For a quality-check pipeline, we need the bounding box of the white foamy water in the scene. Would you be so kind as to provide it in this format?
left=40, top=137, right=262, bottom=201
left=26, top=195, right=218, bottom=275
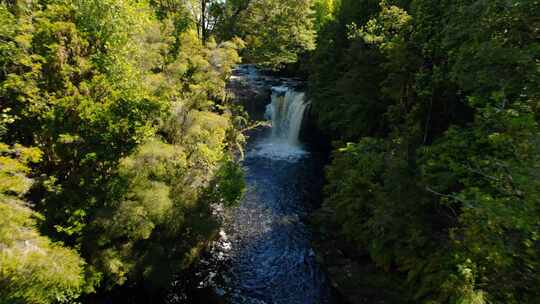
left=247, top=141, right=308, bottom=162
left=265, top=87, right=311, bottom=146
left=248, top=86, right=311, bottom=161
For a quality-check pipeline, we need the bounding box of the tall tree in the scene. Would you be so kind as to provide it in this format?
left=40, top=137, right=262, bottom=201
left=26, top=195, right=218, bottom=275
left=214, top=0, right=317, bottom=69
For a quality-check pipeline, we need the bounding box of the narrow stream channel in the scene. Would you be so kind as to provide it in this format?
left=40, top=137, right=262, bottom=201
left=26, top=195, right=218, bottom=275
left=172, top=66, right=336, bottom=304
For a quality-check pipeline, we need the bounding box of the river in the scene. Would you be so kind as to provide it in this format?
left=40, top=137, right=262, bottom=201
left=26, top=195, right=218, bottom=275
left=170, top=66, right=336, bottom=304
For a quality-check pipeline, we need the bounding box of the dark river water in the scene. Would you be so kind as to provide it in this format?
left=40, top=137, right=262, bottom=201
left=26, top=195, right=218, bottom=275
left=170, top=67, right=336, bottom=304
left=174, top=127, right=334, bottom=304
left=223, top=130, right=332, bottom=303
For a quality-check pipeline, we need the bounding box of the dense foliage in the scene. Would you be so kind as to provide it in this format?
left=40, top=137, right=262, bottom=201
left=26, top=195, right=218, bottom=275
left=310, top=0, right=540, bottom=303
left=0, top=143, right=86, bottom=304
left=220, top=0, right=316, bottom=69
left=201, top=0, right=317, bottom=69
left=0, top=0, right=246, bottom=301
left=2, top=0, right=539, bottom=302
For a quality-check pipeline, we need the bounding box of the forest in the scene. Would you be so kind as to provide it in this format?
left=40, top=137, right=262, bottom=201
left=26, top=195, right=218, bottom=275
left=0, top=0, right=539, bottom=303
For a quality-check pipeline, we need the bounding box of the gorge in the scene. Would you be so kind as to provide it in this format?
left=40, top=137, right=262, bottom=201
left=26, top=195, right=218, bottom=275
left=175, top=66, right=335, bottom=304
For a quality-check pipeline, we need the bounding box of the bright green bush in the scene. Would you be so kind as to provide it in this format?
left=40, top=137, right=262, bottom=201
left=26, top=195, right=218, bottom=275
left=0, top=143, right=86, bottom=304
left=0, top=198, right=86, bottom=304
left=0, top=0, right=245, bottom=298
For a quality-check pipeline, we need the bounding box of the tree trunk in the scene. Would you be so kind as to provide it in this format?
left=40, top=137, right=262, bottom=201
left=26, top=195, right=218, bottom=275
left=201, top=0, right=207, bottom=41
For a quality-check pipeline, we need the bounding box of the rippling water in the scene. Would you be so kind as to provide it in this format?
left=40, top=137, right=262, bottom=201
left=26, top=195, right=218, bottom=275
left=197, top=127, right=334, bottom=304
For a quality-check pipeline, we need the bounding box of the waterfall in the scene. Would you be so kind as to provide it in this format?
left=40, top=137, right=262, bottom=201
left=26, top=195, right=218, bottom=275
left=265, top=86, right=310, bottom=146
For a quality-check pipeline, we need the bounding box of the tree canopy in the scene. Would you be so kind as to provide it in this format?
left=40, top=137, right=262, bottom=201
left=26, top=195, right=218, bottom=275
left=1, top=0, right=246, bottom=301
left=309, top=0, right=540, bottom=302
left=1, top=0, right=539, bottom=303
